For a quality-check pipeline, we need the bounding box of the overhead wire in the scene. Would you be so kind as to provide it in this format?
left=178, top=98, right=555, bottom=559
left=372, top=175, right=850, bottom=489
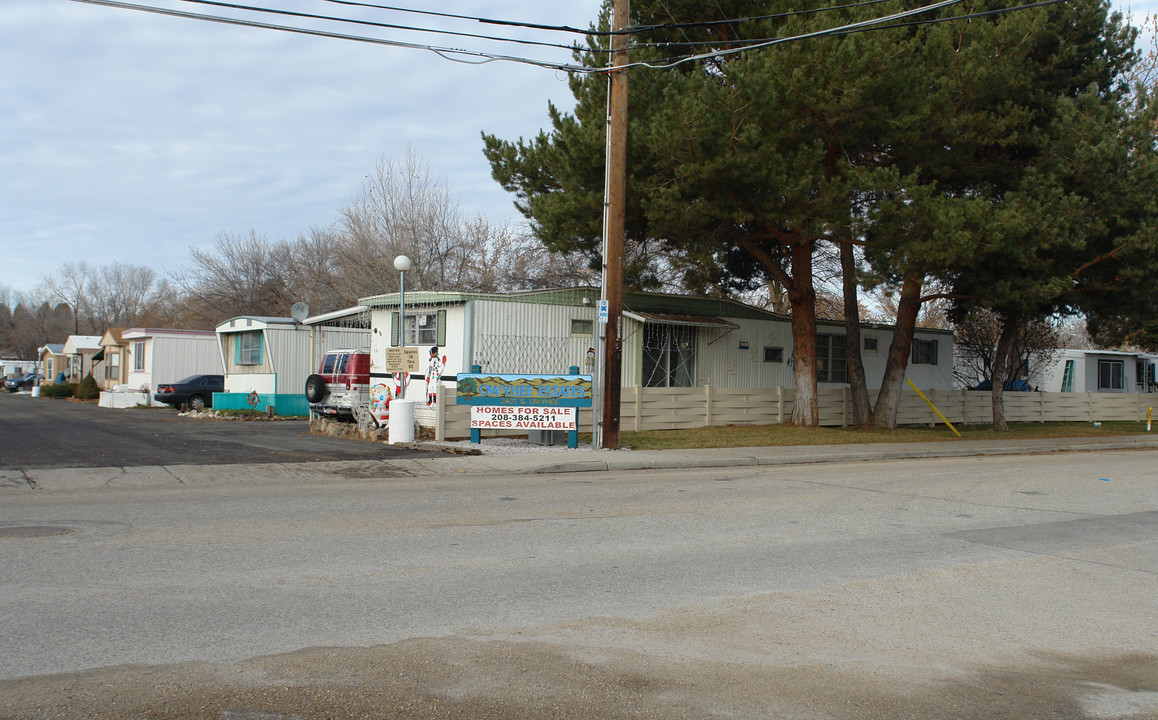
left=68, top=0, right=1072, bottom=74
left=632, top=0, right=1070, bottom=50
left=169, top=0, right=587, bottom=51
left=67, top=0, right=591, bottom=70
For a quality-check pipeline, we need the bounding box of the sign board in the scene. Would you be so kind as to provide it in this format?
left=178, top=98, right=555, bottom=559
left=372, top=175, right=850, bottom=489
left=385, top=346, right=422, bottom=373
left=456, top=373, right=593, bottom=408
left=470, top=406, right=576, bottom=430
left=597, top=299, right=609, bottom=324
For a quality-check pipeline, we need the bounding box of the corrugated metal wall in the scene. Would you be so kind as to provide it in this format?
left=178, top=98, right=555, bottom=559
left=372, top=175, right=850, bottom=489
left=152, top=336, right=223, bottom=384
left=472, top=300, right=597, bottom=375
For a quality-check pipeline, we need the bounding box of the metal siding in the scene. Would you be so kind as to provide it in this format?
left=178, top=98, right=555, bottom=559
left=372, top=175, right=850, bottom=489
left=472, top=300, right=596, bottom=375
left=151, top=336, right=224, bottom=385
left=270, top=326, right=313, bottom=395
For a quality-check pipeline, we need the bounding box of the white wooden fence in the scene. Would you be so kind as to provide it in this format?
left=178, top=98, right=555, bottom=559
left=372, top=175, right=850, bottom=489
left=432, top=386, right=1158, bottom=440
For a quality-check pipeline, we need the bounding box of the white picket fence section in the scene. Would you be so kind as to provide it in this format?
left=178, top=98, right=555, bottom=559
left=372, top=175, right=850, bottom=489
left=432, top=386, right=1158, bottom=440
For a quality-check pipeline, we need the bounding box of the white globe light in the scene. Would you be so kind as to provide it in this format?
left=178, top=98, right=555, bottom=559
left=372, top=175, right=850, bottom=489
left=393, top=255, right=412, bottom=272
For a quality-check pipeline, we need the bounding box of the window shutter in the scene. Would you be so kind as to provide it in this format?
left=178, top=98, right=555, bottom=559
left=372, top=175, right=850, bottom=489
left=391, top=312, right=400, bottom=347
left=930, top=340, right=938, bottom=365
left=436, top=309, right=447, bottom=346
left=257, top=332, right=264, bottom=365
left=234, top=334, right=241, bottom=365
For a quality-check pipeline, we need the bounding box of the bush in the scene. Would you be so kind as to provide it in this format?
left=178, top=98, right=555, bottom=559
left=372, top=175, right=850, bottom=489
left=76, top=374, right=100, bottom=400
left=40, top=383, right=78, bottom=399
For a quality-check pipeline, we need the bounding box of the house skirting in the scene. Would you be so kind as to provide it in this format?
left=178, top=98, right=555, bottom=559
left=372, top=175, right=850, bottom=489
left=212, top=392, right=309, bottom=417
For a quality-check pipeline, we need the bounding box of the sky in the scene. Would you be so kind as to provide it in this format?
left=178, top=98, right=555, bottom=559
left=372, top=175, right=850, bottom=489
left=0, top=0, right=603, bottom=294
left=2, top=0, right=1154, bottom=297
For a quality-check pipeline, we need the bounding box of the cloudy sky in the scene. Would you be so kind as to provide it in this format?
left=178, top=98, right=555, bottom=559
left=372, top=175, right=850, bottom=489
left=2, top=0, right=1154, bottom=296
left=1, top=0, right=603, bottom=293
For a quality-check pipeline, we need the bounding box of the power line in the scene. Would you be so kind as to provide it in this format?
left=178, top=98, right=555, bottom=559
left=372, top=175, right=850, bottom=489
left=313, top=0, right=610, bottom=37
left=632, top=0, right=1070, bottom=51
left=69, top=0, right=1072, bottom=75
left=68, top=0, right=590, bottom=70
left=626, top=0, right=900, bottom=34
left=170, top=0, right=590, bottom=52
left=616, top=0, right=971, bottom=70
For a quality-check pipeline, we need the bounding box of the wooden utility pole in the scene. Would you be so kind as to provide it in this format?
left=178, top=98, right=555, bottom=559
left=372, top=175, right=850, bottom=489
left=601, top=0, right=628, bottom=449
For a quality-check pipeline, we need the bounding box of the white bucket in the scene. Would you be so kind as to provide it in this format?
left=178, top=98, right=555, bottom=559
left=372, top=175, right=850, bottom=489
left=30, top=386, right=41, bottom=397
left=388, top=399, right=415, bottom=444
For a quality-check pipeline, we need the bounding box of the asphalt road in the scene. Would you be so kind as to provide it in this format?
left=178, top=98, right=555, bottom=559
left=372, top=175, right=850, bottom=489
left=1, top=450, right=1156, bottom=719
left=0, top=392, right=442, bottom=468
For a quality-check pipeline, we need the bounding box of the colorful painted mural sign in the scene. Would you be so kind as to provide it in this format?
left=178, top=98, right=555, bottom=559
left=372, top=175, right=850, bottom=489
left=455, top=373, right=593, bottom=408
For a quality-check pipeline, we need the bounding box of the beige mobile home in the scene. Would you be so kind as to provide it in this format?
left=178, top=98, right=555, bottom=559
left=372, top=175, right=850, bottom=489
left=358, top=288, right=955, bottom=431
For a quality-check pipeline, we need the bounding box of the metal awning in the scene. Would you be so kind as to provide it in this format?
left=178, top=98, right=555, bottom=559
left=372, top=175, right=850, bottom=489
left=91, top=348, right=105, bottom=362
left=623, top=311, right=738, bottom=329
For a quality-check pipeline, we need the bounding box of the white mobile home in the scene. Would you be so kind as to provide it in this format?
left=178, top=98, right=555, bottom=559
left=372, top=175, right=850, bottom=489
left=122, top=328, right=224, bottom=400
left=358, top=288, right=955, bottom=428
left=1040, top=349, right=1158, bottom=394
left=214, top=311, right=369, bottom=415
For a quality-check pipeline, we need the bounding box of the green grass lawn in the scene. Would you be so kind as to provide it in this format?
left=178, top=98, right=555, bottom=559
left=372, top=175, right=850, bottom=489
left=619, top=421, right=1154, bottom=450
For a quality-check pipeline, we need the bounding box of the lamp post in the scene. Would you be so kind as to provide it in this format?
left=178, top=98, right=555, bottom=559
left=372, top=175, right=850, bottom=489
left=391, top=255, right=415, bottom=443
left=394, top=255, right=412, bottom=349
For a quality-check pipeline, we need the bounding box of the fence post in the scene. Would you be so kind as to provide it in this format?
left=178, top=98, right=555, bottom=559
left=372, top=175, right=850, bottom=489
left=841, top=386, right=849, bottom=427
left=1039, top=390, right=1045, bottom=423
left=705, top=384, right=713, bottom=428
left=777, top=386, right=784, bottom=424
left=928, top=388, right=936, bottom=425
left=634, top=385, right=643, bottom=432
left=1087, top=392, right=1094, bottom=423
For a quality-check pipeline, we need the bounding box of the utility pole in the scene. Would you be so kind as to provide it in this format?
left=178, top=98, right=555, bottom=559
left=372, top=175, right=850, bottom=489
left=601, top=0, right=628, bottom=450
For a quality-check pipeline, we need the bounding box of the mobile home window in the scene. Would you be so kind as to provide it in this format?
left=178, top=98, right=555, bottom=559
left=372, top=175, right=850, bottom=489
left=1098, top=359, right=1124, bottom=390
left=392, top=310, right=446, bottom=347
left=911, top=338, right=939, bottom=365
left=105, top=351, right=120, bottom=380
left=238, top=331, right=263, bottom=365
left=132, top=341, right=146, bottom=371
left=571, top=319, right=594, bottom=336
left=642, top=324, right=697, bottom=387
left=816, top=334, right=847, bottom=383
left=763, top=346, right=783, bottom=363
left=863, top=337, right=878, bottom=352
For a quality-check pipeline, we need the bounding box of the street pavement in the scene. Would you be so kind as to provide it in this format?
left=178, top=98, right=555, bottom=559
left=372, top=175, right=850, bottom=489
left=4, top=432, right=1157, bottom=492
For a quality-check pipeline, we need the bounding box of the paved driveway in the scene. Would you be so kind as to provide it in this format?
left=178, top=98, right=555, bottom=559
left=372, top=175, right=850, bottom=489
left=0, top=393, right=442, bottom=469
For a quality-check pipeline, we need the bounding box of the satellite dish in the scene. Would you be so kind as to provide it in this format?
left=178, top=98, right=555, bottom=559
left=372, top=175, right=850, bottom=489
left=291, top=302, right=310, bottom=323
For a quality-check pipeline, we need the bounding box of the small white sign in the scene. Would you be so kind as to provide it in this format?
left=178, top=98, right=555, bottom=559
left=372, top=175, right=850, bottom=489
left=470, top=406, right=576, bottom=430
left=597, top=300, right=609, bottom=323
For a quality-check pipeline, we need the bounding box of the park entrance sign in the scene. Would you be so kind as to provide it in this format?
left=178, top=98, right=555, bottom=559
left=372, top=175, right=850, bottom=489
left=456, top=372, right=593, bottom=446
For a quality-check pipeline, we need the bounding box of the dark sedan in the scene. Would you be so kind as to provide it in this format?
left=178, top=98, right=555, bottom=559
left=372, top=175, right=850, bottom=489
left=5, top=373, right=42, bottom=392
left=153, top=374, right=224, bottom=410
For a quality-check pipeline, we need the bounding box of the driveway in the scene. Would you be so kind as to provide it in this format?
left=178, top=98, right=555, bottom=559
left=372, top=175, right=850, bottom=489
left=0, top=393, right=443, bottom=469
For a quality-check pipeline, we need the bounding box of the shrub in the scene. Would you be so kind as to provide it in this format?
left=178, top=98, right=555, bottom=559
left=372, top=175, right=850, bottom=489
left=76, top=374, right=100, bottom=401
left=40, top=383, right=78, bottom=399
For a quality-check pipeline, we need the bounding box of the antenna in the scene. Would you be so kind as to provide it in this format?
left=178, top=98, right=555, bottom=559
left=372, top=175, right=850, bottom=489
left=291, top=302, right=310, bottom=323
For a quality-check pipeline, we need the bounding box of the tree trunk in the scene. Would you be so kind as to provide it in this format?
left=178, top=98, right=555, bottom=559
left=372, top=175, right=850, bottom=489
left=788, top=242, right=819, bottom=426
left=991, top=313, right=1018, bottom=432
left=870, top=273, right=922, bottom=429
left=840, top=238, right=871, bottom=426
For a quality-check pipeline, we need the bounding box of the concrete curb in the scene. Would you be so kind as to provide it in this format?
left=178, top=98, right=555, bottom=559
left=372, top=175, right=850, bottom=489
left=7, top=436, right=1156, bottom=491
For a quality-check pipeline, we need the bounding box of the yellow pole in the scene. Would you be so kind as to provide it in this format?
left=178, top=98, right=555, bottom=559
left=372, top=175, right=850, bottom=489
left=906, top=378, right=962, bottom=437
left=1147, top=406, right=1152, bottom=432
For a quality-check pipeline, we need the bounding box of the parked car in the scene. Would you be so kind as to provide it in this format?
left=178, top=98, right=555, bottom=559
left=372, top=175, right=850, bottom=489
left=153, top=374, right=224, bottom=410
left=304, top=349, right=371, bottom=421
left=4, top=373, right=42, bottom=392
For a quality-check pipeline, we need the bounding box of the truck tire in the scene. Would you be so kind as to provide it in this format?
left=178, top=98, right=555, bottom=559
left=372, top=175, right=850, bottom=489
left=304, top=374, right=326, bottom=403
